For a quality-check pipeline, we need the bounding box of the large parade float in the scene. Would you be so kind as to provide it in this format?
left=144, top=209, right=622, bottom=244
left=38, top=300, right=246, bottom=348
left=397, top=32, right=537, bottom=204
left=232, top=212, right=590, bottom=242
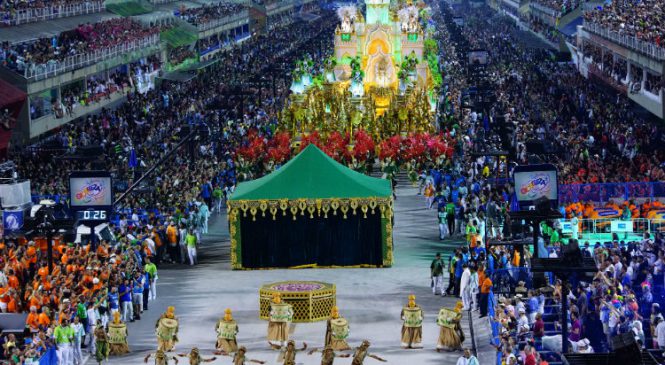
left=281, top=0, right=440, bottom=140
left=234, top=0, right=452, bottom=184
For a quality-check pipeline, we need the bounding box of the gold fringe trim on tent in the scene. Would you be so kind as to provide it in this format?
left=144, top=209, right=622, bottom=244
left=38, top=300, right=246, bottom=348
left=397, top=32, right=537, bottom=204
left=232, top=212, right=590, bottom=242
left=227, top=197, right=393, bottom=221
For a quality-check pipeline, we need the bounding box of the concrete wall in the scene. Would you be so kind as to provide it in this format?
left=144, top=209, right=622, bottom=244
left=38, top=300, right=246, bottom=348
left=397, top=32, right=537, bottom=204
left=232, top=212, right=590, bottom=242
left=577, top=26, right=665, bottom=119
left=28, top=90, right=128, bottom=139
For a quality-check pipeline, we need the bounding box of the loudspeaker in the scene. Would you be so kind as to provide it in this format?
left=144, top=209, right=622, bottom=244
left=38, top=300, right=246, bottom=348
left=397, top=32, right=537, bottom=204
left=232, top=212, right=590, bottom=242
left=525, top=140, right=545, bottom=155
left=532, top=272, right=548, bottom=289
left=611, top=332, right=637, bottom=351
left=535, top=196, right=551, bottom=214
left=562, top=239, right=582, bottom=266
left=612, top=333, right=642, bottom=365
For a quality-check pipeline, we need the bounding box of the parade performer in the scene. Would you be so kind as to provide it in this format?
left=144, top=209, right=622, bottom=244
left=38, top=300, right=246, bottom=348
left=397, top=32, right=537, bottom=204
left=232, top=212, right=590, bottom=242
left=351, top=340, right=386, bottom=364
left=436, top=302, right=465, bottom=352
left=145, top=350, right=179, bottom=365
left=94, top=320, right=110, bottom=365
left=278, top=340, right=307, bottom=365
left=308, top=345, right=351, bottom=365
left=268, top=293, right=293, bottom=349
left=400, top=295, right=423, bottom=349
left=156, top=306, right=179, bottom=352
left=108, top=311, right=130, bottom=355
left=215, top=308, right=239, bottom=354
left=221, top=346, right=265, bottom=365
left=177, top=348, right=216, bottom=365
left=325, top=306, right=350, bottom=351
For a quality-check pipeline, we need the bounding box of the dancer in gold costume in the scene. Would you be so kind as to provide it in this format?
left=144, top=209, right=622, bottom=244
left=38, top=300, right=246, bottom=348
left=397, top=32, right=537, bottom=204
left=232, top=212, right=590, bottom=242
left=400, top=295, right=423, bottom=348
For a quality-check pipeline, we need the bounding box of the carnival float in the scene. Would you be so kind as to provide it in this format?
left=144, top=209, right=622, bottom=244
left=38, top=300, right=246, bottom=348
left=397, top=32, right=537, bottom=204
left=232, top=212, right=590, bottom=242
left=235, top=0, right=449, bottom=183
left=281, top=0, right=441, bottom=139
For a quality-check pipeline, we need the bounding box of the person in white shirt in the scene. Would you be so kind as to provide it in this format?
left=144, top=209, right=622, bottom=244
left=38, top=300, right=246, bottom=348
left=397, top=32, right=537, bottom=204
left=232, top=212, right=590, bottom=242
left=517, top=309, right=530, bottom=339
left=178, top=223, right=188, bottom=264
left=575, top=338, right=594, bottom=353
left=70, top=317, right=85, bottom=365
left=570, top=213, right=580, bottom=240
left=655, top=317, right=665, bottom=349
left=456, top=348, right=479, bottom=365
left=460, top=265, right=472, bottom=310
left=144, top=236, right=156, bottom=257
left=86, top=301, right=99, bottom=354
left=469, top=267, right=479, bottom=311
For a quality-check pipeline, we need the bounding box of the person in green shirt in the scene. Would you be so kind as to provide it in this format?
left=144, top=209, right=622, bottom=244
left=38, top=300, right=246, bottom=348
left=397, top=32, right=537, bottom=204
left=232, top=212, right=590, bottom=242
left=212, top=185, right=224, bottom=214
left=466, top=220, right=478, bottom=248
left=430, top=253, right=445, bottom=295
left=186, top=229, right=198, bottom=266
left=551, top=228, right=560, bottom=245
left=54, top=318, right=74, bottom=365
left=445, top=201, right=456, bottom=236
left=145, top=258, right=158, bottom=301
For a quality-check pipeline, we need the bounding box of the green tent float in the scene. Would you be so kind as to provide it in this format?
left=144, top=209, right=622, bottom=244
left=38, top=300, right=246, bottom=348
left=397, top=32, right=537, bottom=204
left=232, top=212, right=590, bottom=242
left=227, top=144, right=394, bottom=270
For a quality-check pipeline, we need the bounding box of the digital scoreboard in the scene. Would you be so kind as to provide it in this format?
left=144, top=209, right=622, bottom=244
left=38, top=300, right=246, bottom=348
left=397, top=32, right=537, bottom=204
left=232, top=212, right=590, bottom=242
left=69, top=171, right=113, bottom=222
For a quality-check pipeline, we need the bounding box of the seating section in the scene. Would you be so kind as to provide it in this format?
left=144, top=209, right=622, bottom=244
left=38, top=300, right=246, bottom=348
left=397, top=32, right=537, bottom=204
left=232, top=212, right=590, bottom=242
left=583, top=0, right=665, bottom=48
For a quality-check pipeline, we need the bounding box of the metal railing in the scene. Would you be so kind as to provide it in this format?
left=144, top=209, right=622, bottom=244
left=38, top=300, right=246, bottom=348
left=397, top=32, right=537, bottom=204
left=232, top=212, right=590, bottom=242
left=583, top=21, right=665, bottom=60
left=195, top=10, right=249, bottom=31
left=529, top=2, right=561, bottom=17
left=1, top=1, right=105, bottom=26
left=563, top=217, right=653, bottom=237
left=19, top=33, right=160, bottom=81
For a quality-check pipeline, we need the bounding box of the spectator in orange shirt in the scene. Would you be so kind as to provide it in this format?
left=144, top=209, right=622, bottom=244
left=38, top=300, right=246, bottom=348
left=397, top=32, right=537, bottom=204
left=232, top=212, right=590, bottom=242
left=6, top=290, right=20, bottom=313
left=166, top=221, right=180, bottom=263
left=37, top=265, right=49, bottom=281
left=26, top=306, right=40, bottom=332
left=7, top=270, right=20, bottom=290
left=0, top=286, right=10, bottom=312
left=38, top=307, right=51, bottom=328
left=480, top=276, right=493, bottom=318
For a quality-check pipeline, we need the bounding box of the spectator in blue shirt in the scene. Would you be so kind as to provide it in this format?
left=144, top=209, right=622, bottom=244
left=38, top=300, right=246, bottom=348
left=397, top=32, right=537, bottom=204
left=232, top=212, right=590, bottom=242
left=132, top=272, right=145, bottom=320
left=143, top=270, right=151, bottom=311
left=119, top=280, right=133, bottom=323
left=527, top=290, right=539, bottom=323
left=455, top=253, right=464, bottom=297
left=108, top=287, right=120, bottom=316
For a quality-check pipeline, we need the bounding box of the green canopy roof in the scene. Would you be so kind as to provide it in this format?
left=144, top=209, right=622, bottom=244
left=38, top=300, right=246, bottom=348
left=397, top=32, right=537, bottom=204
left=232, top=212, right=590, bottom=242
left=230, top=145, right=392, bottom=201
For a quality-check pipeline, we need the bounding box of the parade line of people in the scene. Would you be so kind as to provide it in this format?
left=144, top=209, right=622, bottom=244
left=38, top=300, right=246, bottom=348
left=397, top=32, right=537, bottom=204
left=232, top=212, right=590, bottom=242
left=85, top=292, right=478, bottom=365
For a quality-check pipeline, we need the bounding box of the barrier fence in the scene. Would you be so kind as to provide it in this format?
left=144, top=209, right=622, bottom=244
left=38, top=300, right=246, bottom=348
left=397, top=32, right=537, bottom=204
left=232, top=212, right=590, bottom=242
left=583, top=22, right=665, bottom=61
left=2, top=1, right=105, bottom=26
left=19, top=33, right=160, bottom=81
left=560, top=217, right=664, bottom=237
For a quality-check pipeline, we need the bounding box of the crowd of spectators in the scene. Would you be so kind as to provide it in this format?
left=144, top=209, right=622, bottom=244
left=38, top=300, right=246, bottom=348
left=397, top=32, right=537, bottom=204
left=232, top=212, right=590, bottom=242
left=1, top=6, right=333, bottom=364
left=432, top=3, right=665, bottom=364
left=0, top=236, right=157, bottom=364
left=0, top=18, right=159, bottom=75
left=584, top=0, right=665, bottom=47
left=177, top=2, right=246, bottom=27
left=0, top=0, right=104, bottom=26
left=444, top=5, right=665, bottom=185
